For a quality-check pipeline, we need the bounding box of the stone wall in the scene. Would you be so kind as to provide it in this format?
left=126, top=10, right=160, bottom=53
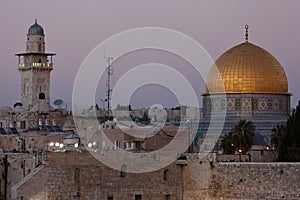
left=183, top=157, right=300, bottom=199
left=12, top=152, right=300, bottom=200
left=13, top=151, right=184, bottom=200
left=0, top=133, right=66, bottom=153
left=0, top=153, right=36, bottom=200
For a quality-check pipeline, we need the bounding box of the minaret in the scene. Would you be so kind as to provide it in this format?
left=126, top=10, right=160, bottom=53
left=15, top=19, right=55, bottom=112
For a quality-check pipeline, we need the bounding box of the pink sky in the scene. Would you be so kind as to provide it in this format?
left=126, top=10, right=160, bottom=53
left=0, top=0, right=299, bottom=108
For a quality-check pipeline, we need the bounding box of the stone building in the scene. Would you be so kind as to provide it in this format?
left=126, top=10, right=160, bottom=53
left=0, top=20, right=68, bottom=133
left=16, top=19, right=55, bottom=112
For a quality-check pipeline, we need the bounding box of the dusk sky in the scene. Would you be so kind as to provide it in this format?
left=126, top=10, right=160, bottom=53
left=0, top=0, right=299, bottom=109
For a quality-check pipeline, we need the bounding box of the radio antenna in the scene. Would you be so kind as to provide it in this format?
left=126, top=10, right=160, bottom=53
left=104, top=53, right=113, bottom=119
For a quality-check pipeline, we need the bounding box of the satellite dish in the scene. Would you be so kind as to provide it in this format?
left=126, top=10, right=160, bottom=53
left=54, top=99, right=64, bottom=108
left=13, top=102, right=23, bottom=108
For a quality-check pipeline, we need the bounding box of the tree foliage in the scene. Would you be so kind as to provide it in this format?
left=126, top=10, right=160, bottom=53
left=221, top=119, right=255, bottom=154
left=271, top=124, right=286, bottom=152
left=276, top=101, right=300, bottom=161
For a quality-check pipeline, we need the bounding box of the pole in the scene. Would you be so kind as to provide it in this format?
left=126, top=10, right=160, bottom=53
left=104, top=57, right=113, bottom=119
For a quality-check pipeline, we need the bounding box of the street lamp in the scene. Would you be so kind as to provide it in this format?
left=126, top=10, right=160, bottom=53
left=238, top=149, right=242, bottom=162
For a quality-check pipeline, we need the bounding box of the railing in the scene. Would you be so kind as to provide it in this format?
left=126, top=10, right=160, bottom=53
left=18, top=63, right=53, bottom=68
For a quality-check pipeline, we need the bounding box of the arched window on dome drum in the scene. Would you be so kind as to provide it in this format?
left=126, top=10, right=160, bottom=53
left=39, top=44, right=41, bottom=52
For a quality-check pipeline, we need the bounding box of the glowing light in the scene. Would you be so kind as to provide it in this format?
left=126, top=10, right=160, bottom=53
left=59, top=143, right=64, bottom=148
left=92, top=142, right=97, bottom=146
left=88, top=143, right=92, bottom=148
left=238, top=149, right=242, bottom=153
left=55, top=142, right=59, bottom=147
left=49, top=142, right=54, bottom=147
left=74, top=143, right=79, bottom=148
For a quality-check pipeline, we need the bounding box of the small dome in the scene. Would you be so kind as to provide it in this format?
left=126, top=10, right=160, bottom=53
left=205, top=42, right=288, bottom=95
left=27, top=19, right=44, bottom=35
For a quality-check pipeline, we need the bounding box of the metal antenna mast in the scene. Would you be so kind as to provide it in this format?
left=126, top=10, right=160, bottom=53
left=104, top=56, right=113, bottom=118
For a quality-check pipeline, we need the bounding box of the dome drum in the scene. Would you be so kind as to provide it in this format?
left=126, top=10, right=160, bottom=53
left=202, top=93, right=290, bottom=118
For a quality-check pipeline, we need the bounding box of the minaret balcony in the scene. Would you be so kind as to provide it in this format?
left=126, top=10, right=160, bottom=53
left=18, top=62, right=53, bottom=69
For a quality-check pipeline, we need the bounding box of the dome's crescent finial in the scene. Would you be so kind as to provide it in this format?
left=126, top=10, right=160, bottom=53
left=245, top=24, right=249, bottom=42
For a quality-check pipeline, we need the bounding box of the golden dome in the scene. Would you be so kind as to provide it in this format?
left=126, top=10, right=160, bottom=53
left=205, top=42, right=289, bottom=95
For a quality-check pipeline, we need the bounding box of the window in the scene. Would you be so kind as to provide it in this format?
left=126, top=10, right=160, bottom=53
left=165, top=194, right=170, bottom=200
left=261, top=150, right=264, bottom=156
left=120, top=164, right=126, bottom=178
left=114, top=140, right=120, bottom=150
left=126, top=142, right=133, bottom=150
left=39, top=93, right=45, bottom=100
left=74, top=196, right=80, bottom=200
left=0, top=122, right=2, bottom=128
left=74, top=168, right=80, bottom=183
left=152, top=140, right=157, bottom=145
left=107, top=197, right=113, bottom=200
left=101, top=140, right=106, bottom=150
left=20, top=121, right=26, bottom=129
left=39, top=44, right=42, bottom=52
left=135, top=194, right=142, bottom=200
left=163, top=169, right=169, bottom=181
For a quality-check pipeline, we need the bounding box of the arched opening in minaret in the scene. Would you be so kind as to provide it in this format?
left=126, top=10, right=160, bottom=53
left=39, top=93, right=45, bottom=100
left=38, top=59, right=41, bottom=63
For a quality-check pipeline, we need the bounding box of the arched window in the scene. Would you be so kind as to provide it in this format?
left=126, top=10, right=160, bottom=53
left=38, top=59, right=41, bottom=63
left=120, top=164, right=126, bottom=178
left=163, top=169, right=169, bottom=181
left=39, top=93, right=45, bottom=100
